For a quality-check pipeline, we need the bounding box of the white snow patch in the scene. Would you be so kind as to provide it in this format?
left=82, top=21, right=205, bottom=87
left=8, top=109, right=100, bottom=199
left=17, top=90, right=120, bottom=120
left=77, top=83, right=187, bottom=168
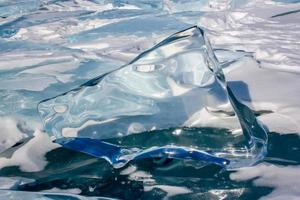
left=42, top=187, right=82, bottom=195
left=0, top=130, right=59, bottom=172
left=0, top=117, right=26, bottom=153
left=230, top=163, right=300, bottom=200
left=144, top=185, right=192, bottom=197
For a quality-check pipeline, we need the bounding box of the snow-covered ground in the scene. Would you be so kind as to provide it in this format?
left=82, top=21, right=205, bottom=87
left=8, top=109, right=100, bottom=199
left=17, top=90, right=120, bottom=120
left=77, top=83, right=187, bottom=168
left=201, top=1, right=300, bottom=199
left=199, top=0, right=300, bottom=134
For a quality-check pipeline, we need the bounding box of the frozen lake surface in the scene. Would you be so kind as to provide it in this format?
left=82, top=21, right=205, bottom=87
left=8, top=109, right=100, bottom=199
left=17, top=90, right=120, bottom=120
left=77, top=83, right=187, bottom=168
left=0, top=0, right=300, bottom=199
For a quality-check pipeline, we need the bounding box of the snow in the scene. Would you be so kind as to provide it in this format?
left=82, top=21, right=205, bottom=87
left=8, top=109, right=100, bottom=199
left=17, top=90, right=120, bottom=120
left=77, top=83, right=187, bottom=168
left=199, top=0, right=300, bottom=134
left=0, top=130, right=59, bottom=172
left=231, top=163, right=300, bottom=200
left=0, top=117, right=26, bottom=153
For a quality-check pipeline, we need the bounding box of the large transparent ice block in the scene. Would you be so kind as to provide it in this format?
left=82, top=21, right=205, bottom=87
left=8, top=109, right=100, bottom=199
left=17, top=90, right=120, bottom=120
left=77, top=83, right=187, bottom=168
left=38, top=26, right=267, bottom=169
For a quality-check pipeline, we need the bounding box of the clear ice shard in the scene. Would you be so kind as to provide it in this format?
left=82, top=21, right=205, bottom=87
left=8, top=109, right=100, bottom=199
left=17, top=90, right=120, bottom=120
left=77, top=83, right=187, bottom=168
left=38, top=26, right=267, bottom=169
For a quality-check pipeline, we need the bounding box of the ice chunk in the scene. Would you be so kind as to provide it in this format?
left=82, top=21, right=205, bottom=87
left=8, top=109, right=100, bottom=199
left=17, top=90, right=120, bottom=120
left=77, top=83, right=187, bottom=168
left=55, top=137, right=230, bottom=168
left=38, top=26, right=267, bottom=169
left=105, top=0, right=210, bottom=12
left=0, top=10, right=92, bottom=38
left=0, top=0, right=42, bottom=18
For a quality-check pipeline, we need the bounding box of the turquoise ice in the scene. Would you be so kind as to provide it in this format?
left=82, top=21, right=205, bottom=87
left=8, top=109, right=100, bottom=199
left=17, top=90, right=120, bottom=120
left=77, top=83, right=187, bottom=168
left=38, top=26, right=267, bottom=169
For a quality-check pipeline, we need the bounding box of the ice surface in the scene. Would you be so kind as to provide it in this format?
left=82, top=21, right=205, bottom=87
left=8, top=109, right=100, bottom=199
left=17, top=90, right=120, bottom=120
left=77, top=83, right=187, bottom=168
left=0, top=0, right=42, bottom=18
left=0, top=0, right=299, bottom=199
left=38, top=26, right=267, bottom=169
left=0, top=190, right=111, bottom=200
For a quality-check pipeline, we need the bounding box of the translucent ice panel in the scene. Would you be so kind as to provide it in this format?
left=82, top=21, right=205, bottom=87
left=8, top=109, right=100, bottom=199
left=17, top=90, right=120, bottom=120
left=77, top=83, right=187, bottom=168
left=38, top=26, right=267, bottom=169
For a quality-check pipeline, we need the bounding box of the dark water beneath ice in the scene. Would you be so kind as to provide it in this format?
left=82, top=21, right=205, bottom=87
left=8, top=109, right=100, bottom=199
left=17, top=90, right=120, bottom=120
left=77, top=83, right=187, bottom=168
left=0, top=131, right=299, bottom=199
